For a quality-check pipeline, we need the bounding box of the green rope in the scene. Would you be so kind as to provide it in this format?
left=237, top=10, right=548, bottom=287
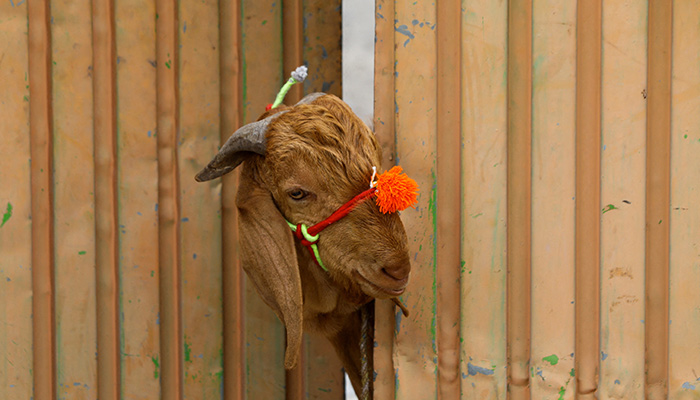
left=271, top=65, right=308, bottom=109
left=286, top=220, right=327, bottom=271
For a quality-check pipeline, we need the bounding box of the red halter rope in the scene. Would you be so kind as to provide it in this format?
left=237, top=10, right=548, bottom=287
left=290, top=187, right=378, bottom=269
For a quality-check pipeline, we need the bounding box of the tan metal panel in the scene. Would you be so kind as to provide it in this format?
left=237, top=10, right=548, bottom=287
left=574, top=2, right=602, bottom=398
left=373, top=0, right=399, bottom=398
left=302, top=0, right=342, bottom=98
left=645, top=1, right=673, bottom=399
left=178, top=1, right=224, bottom=398
left=435, top=0, right=462, bottom=398
left=530, top=1, right=577, bottom=399
left=51, top=0, right=99, bottom=397
left=506, top=0, right=533, bottom=398
left=669, top=1, right=700, bottom=399
left=459, top=1, right=508, bottom=398
left=92, top=1, right=120, bottom=398
left=115, top=0, right=161, bottom=398
left=156, top=0, right=183, bottom=397
left=219, top=0, right=245, bottom=398
left=598, top=1, right=648, bottom=398
left=0, top=2, right=33, bottom=399
left=28, top=0, right=56, bottom=398
left=241, top=1, right=287, bottom=398
left=393, top=1, right=439, bottom=399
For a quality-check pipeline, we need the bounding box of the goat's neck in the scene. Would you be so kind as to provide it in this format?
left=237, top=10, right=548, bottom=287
left=295, top=243, right=368, bottom=330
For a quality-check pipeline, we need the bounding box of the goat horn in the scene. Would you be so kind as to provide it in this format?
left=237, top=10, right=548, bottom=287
left=195, top=110, right=288, bottom=182
left=295, top=92, right=326, bottom=105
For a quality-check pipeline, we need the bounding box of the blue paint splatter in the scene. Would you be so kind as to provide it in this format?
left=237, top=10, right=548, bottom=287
left=183, top=22, right=187, bottom=33
left=467, top=362, right=494, bottom=376
left=682, top=382, right=696, bottom=390
left=601, top=351, right=608, bottom=361
left=395, top=309, right=402, bottom=334
left=411, top=19, right=419, bottom=25
left=193, top=253, right=197, bottom=260
left=395, top=24, right=415, bottom=47
left=614, top=379, right=621, bottom=385
left=181, top=217, right=189, bottom=222
left=9, top=0, right=15, bottom=7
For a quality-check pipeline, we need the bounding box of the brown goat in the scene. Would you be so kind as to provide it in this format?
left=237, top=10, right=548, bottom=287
left=195, top=93, right=411, bottom=395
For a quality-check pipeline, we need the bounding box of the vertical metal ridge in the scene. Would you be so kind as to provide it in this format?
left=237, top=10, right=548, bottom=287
left=282, top=0, right=303, bottom=104
left=373, top=0, right=396, bottom=168
left=282, top=2, right=305, bottom=397
left=436, top=1, right=461, bottom=399
left=372, top=0, right=397, bottom=398
left=507, top=0, right=532, bottom=397
left=220, top=1, right=245, bottom=398
left=156, top=0, right=182, bottom=398
left=28, top=1, right=56, bottom=399
left=645, top=1, right=672, bottom=398
left=92, top=0, right=120, bottom=398
left=575, top=1, right=602, bottom=398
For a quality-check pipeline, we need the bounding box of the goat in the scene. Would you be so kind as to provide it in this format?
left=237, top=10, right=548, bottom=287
left=195, top=93, right=412, bottom=395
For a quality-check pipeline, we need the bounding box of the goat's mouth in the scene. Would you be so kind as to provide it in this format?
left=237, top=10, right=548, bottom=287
left=353, top=271, right=406, bottom=298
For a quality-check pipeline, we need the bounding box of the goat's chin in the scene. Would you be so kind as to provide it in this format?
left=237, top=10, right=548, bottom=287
left=352, top=270, right=407, bottom=299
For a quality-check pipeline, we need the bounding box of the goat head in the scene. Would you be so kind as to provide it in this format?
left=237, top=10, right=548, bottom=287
left=196, top=93, right=412, bottom=394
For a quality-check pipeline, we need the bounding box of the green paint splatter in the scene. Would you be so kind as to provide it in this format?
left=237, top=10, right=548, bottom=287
left=261, top=20, right=267, bottom=25
left=570, top=368, right=575, bottom=377
left=602, top=204, right=618, bottom=214
left=184, top=339, right=192, bottom=363
left=1, top=203, right=13, bottom=228
left=471, top=212, right=483, bottom=218
left=78, top=251, right=86, bottom=255
left=151, top=270, right=155, bottom=277
left=165, top=60, right=171, bottom=69
left=658, top=219, right=663, bottom=224
left=23, top=95, right=29, bottom=102
left=542, top=354, right=559, bottom=365
left=460, top=260, right=466, bottom=273
left=151, top=355, right=160, bottom=379
left=558, top=386, right=566, bottom=400
left=684, top=134, right=688, bottom=139
left=317, top=388, right=331, bottom=393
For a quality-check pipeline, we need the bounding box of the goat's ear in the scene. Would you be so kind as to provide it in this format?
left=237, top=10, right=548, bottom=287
left=236, top=169, right=303, bottom=370
left=194, top=111, right=288, bottom=182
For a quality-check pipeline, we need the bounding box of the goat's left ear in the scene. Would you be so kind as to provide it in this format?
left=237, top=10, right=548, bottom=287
left=236, top=168, right=303, bottom=370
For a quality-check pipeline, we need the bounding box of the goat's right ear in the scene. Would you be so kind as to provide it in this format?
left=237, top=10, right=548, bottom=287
left=236, top=169, right=303, bottom=370
left=194, top=111, right=288, bottom=182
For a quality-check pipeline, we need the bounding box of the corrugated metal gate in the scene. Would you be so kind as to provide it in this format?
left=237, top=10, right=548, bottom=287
left=373, top=1, right=700, bottom=399
left=1, top=1, right=699, bottom=399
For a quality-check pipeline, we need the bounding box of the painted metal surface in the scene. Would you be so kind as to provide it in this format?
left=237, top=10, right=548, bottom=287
left=1, top=0, right=343, bottom=399
left=373, top=0, right=700, bottom=399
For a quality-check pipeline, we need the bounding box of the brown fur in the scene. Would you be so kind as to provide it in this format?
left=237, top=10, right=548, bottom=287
left=203, top=94, right=411, bottom=395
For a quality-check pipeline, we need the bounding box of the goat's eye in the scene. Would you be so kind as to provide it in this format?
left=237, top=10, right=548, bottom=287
left=288, top=189, right=307, bottom=200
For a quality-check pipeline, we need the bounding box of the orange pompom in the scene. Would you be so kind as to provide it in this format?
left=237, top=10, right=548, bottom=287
left=374, top=166, right=419, bottom=214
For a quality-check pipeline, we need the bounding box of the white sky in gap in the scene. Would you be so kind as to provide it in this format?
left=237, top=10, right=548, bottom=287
left=343, top=0, right=375, bottom=126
